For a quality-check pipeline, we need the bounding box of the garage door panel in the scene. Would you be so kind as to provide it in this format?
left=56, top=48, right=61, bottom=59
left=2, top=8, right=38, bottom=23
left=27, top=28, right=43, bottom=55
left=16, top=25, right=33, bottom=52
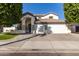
left=48, top=24, right=71, bottom=34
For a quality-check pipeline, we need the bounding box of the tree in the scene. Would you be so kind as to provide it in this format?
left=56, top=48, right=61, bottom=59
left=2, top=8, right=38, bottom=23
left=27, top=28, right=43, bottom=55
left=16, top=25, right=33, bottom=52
left=0, top=3, right=22, bottom=26
left=64, top=3, right=79, bottom=24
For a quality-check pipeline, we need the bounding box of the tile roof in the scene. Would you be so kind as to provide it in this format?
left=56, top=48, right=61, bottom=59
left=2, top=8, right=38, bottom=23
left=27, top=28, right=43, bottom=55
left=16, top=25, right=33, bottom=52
left=35, top=19, right=65, bottom=24
left=34, top=14, right=46, bottom=17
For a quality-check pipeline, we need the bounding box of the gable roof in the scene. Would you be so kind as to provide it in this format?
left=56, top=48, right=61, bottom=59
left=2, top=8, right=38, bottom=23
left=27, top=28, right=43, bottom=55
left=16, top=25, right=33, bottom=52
left=34, top=13, right=58, bottom=17
left=23, top=12, right=58, bottom=17
left=34, top=14, right=46, bottom=17
left=22, top=12, right=63, bottom=24
left=23, top=12, right=34, bottom=16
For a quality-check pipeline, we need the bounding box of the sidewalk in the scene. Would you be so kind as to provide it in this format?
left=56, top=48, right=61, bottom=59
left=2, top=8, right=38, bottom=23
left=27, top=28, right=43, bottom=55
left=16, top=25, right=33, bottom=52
left=0, top=34, right=34, bottom=46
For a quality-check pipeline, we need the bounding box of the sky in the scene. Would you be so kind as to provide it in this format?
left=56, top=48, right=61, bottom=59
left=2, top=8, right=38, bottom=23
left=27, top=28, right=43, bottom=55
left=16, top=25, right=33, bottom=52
left=22, top=3, right=65, bottom=20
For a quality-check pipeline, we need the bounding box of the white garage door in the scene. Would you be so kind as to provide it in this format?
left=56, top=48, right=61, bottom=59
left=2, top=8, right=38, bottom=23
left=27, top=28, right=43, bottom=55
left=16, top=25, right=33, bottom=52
left=48, top=24, right=71, bottom=34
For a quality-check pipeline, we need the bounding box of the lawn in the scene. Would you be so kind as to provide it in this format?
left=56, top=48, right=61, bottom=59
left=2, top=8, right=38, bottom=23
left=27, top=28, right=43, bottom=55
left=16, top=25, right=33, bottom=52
left=0, top=34, right=17, bottom=40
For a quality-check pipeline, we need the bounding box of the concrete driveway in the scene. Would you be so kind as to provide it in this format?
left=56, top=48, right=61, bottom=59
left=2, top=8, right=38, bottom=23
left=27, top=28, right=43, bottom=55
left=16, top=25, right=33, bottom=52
left=0, top=33, right=79, bottom=55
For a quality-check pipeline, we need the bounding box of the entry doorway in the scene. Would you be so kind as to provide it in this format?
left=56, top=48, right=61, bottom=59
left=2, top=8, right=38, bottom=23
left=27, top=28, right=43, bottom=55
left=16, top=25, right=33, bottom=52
left=25, top=17, right=32, bottom=33
left=28, top=24, right=31, bottom=33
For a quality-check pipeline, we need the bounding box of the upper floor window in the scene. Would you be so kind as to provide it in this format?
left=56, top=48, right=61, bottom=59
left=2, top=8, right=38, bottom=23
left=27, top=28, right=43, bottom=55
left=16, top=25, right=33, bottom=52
left=49, top=16, right=53, bottom=19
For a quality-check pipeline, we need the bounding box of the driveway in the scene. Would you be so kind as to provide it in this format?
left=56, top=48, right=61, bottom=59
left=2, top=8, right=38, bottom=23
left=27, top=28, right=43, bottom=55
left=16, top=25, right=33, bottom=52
left=0, top=33, right=79, bottom=55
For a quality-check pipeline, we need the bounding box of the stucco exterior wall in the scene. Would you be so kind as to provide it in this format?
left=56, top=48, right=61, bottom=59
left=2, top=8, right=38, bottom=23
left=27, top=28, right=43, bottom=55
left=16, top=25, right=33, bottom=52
left=41, top=14, right=59, bottom=19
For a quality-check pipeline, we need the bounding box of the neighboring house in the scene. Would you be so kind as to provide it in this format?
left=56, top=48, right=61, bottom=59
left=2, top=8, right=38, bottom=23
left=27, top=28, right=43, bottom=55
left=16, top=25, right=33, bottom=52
left=21, top=12, right=71, bottom=34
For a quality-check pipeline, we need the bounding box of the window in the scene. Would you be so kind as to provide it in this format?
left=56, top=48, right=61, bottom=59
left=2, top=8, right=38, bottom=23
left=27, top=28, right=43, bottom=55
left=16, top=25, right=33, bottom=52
left=38, top=26, right=44, bottom=32
left=49, top=16, right=53, bottom=19
left=32, top=25, right=37, bottom=30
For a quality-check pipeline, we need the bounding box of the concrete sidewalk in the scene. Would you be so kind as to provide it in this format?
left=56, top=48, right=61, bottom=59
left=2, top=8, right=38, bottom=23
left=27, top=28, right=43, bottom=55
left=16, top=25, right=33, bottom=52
left=0, top=34, right=79, bottom=55
left=0, top=34, right=34, bottom=45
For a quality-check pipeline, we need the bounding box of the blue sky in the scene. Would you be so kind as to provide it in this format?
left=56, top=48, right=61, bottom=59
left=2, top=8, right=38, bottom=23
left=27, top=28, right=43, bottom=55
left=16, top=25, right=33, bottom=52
left=22, top=3, right=65, bottom=20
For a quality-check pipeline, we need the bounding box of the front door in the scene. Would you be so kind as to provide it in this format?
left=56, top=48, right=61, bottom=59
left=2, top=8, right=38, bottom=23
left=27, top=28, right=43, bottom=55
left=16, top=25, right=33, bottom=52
left=28, top=24, right=31, bottom=33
